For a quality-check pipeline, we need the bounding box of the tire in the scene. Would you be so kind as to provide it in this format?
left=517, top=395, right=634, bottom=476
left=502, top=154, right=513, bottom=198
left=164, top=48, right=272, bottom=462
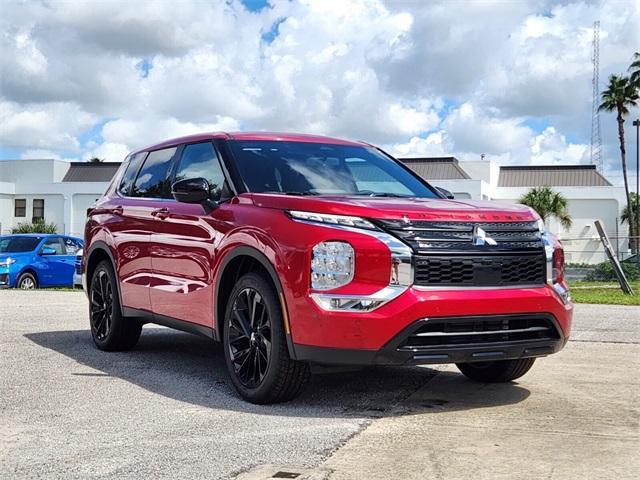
left=16, top=272, right=37, bottom=289
left=456, top=358, right=536, bottom=383
left=223, top=272, right=310, bottom=404
left=89, top=260, right=142, bottom=351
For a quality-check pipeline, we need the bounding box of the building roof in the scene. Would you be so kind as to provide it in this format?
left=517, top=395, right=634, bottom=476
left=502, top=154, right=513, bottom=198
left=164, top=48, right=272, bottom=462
left=135, top=131, right=366, bottom=153
left=62, top=162, right=122, bottom=182
left=498, top=165, right=612, bottom=187
left=398, top=157, right=471, bottom=180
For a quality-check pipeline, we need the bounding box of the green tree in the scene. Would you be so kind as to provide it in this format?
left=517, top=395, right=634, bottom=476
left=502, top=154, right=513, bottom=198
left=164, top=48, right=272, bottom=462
left=11, top=219, right=58, bottom=234
left=519, top=186, right=572, bottom=230
left=599, top=74, right=639, bottom=245
left=629, top=52, right=640, bottom=88
left=621, top=192, right=640, bottom=254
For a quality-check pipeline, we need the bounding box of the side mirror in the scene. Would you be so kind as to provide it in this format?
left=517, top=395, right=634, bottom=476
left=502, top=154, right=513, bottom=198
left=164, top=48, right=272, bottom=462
left=435, top=186, right=454, bottom=199
left=171, top=177, right=218, bottom=213
left=172, top=178, right=210, bottom=204
left=40, top=247, right=56, bottom=256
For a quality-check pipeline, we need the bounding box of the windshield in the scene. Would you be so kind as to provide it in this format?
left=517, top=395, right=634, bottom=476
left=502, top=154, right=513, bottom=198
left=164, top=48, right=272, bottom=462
left=228, top=140, right=438, bottom=198
left=0, top=236, right=42, bottom=253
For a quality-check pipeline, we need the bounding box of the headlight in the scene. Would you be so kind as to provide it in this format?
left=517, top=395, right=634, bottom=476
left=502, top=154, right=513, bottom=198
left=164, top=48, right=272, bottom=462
left=311, top=241, right=354, bottom=290
left=289, top=210, right=378, bottom=230
left=0, top=258, right=16, bottom=266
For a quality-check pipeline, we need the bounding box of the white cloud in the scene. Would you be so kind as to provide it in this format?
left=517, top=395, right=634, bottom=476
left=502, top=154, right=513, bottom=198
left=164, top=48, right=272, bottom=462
left=0, top=0, right=637, bottom=178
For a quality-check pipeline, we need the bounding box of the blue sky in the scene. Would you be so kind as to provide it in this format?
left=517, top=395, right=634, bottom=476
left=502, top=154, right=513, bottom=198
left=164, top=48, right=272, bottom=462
left=0, top=0, right=638, bottom=183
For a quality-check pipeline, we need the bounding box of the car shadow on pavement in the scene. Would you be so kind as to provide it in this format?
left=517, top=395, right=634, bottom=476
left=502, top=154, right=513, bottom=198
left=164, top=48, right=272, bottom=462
left=25, top=327, right=530, bottom=418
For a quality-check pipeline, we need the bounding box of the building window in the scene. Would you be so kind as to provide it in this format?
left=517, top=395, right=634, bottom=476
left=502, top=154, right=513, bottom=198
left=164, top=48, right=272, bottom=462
left=15, top=199, right=26, bottom=217
left=32, top=199, right=44, bottom=222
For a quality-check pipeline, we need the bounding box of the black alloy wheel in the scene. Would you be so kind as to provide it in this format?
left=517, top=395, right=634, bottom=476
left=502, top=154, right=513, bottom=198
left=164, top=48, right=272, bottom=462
left=223, top=272, right=310, bottom=404
left=89, top=260, right=141, bottom=351
left=227, top=287, right=272, bottom=388
left=90, top=268, right=114, bottom=341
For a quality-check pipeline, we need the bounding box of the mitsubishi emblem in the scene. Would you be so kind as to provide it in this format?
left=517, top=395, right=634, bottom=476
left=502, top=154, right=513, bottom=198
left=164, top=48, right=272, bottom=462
left=472, top=226, right=497, bottom=246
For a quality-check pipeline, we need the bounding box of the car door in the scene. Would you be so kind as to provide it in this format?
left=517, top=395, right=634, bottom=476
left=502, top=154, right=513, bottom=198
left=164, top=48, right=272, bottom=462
left=114, top=147, right=178, bottom=313
left=149, top=141, right=232, bottom=327
left=37, top=236, right=74, bottom=286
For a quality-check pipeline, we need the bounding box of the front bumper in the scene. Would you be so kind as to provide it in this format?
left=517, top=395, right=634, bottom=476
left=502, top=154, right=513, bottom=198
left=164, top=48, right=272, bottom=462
left=295, top=313, right=566, bottom=366
left=288, top=283, right=573, bottom=363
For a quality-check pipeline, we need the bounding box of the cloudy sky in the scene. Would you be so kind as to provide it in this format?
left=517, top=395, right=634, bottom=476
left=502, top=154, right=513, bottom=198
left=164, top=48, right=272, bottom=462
left=1, top=0, right=638, bottom=184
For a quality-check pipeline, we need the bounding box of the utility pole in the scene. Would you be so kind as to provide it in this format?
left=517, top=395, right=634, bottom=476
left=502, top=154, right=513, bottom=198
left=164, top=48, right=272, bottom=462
left=590, top=21, right=603, bottom=172
left=633, top=118, right=640, bottom=267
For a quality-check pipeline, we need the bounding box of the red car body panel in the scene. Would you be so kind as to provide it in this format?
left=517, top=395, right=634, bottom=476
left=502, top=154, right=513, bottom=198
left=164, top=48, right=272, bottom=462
left=84, top=132, right=572, bottom=367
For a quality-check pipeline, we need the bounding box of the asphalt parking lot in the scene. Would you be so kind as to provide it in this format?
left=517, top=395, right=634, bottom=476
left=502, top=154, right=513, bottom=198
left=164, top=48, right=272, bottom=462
left=1, top=291, right=638, bottom=480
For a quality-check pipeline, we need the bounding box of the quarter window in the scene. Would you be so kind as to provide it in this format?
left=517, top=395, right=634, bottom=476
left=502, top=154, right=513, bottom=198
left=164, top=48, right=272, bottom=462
left=63, top=237, right=82, bottom=255
left=131, top=148, right=177, bottom=198
left=14, top=199, right=26, bottom=217
left=175, top=142, right=227, bottom=200
left=118, top=152, right=147, bottom=195
left=32, top=199, right=45, bottom=221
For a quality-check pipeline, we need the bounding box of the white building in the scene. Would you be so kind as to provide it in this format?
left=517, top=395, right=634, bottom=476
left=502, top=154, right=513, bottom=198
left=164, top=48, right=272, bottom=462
left=0, top=157, right=629, bottom=263
left=0, top=159, right=120, bottom=238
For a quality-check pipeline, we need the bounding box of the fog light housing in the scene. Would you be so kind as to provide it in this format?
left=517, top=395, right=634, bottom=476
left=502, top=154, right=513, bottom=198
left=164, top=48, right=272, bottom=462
left=311, top=241, right=354, bottom=290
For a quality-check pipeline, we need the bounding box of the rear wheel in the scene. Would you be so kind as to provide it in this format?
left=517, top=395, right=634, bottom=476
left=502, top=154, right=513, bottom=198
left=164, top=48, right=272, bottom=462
left=456, top=358, right=536, bottom=383
left=17, top=272, right=37, bottom=289
left=89, top=260, right=142, bottom=351
left=223, top=272, right=310, bottom=404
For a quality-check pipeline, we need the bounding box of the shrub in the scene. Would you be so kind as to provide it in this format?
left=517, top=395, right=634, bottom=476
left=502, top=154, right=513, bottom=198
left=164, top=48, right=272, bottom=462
left=585, top=261, right=639, bottom=282
left=11, top=219, right=58, bottom=234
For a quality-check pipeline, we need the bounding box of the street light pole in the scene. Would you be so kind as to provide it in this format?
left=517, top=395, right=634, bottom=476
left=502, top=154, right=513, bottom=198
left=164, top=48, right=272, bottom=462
left=633, top=118, right=640, bottom=268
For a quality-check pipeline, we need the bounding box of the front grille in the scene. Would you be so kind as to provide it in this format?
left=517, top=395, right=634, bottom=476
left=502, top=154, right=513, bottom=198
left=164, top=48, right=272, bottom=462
left=375, top=218, right=546, bottom=287
left=398, top=315, right=560, bottom=351
left=414, top=253, right=546, bottom=287
left=375, top=219, right=543, bottom=253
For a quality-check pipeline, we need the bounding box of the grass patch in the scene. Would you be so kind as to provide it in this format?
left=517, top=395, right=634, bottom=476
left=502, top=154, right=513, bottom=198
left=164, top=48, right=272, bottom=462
left=569, top=281, right=640, bottom=305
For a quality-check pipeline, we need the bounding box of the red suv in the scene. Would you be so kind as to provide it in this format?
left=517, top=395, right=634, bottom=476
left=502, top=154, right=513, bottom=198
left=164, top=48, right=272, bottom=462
left=83, top=132, right=572, bottom=404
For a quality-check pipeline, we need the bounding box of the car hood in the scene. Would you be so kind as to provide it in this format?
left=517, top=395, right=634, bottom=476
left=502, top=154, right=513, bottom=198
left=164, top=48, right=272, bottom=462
left=249, top=193, right=538, bottom=223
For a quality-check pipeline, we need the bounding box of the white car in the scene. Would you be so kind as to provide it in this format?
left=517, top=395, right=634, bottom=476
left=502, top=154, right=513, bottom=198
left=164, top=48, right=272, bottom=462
left=73, top=248, right=83, bottom=288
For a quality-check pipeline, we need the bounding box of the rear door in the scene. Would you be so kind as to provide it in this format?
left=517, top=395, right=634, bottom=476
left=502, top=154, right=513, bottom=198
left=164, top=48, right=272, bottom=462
left=117, top=147, right=178, bottom=312
left=149, top=141, right=231, bottom=327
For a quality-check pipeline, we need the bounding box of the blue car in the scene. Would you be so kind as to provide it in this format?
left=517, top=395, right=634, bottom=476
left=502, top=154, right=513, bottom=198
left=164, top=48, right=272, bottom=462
left=0, top=234, right=83, bottom=289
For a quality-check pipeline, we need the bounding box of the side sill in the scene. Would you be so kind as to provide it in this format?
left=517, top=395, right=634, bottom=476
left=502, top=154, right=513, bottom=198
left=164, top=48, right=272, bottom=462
left=123, top=307, right=216, bottom=340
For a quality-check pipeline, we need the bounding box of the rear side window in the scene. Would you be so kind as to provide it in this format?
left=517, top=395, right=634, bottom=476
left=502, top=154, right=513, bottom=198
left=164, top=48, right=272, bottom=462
left=175, top=142, right=226, bottom=200
left=131, top=147, right=177, bottom=198
left=118, top=152, right=147, bottom=195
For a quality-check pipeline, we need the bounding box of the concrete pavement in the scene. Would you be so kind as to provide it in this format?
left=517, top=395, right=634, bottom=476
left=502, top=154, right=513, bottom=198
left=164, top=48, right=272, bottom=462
left=0, top=291, right=638, bottom=479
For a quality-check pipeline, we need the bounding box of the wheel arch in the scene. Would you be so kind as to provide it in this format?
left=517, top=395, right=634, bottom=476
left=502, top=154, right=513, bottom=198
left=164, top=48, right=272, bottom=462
left=85, top=241, right=124, bottom=315
left=214, top=246, right=296, bottom=359
left=16, top=268, right=38, bottom=288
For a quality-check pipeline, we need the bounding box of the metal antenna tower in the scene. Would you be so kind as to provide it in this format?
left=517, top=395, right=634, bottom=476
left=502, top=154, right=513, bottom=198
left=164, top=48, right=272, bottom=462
left=590, top=20, right=603, bottom=172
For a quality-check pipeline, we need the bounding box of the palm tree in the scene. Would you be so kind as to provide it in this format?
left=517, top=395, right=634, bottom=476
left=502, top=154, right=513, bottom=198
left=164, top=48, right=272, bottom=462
left=621, top=192, right=639, bottom=254
left=519, top=186, right=572, bottom=230
left=629, top=52, right=640, bottom=88
left=599, top=74, right=639, bottom=244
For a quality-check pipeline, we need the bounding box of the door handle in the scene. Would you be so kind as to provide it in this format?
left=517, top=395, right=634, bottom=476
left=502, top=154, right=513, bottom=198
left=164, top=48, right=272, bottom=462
left=110, top=205, right=123, bottom=216
left=151, top=207, right=170, bottom=220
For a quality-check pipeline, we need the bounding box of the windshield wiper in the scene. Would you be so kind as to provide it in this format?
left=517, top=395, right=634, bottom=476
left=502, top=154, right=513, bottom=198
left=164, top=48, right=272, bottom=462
left=262, top=191, right=319, bottom=196
left=353, top=191, right=412, bottom=198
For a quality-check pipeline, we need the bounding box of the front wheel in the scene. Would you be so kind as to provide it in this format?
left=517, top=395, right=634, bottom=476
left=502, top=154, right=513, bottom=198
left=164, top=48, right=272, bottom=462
left=16, top=272, right=37, bottom=289
left=223, top=272, right=310, bottom=404
left=456, top=358, right=536, bottom=383
left=89, top=260, right=142, bottom=351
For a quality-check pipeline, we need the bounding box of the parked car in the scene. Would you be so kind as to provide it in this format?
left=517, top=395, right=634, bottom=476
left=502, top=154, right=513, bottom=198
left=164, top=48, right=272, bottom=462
left=0, top=234, right=83, bottom=289
left=74, top=249, right=83, bottom=288
left=82, top=132, right=572, bottom=404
